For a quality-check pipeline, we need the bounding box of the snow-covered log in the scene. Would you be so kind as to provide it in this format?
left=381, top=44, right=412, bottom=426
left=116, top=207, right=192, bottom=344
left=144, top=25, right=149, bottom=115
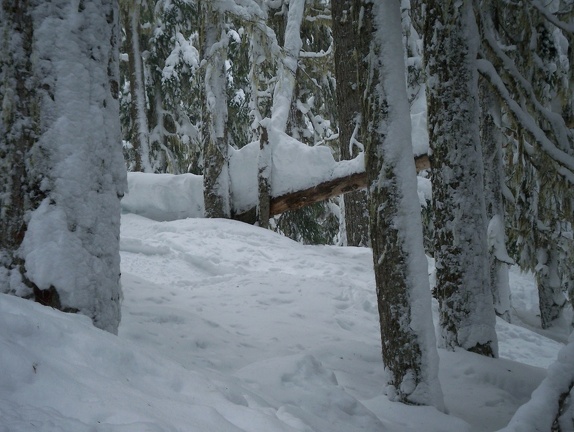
left=122, top=142, right=429, bottom=224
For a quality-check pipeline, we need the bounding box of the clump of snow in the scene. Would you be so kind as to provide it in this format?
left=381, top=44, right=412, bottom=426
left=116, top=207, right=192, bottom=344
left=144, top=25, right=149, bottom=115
left=122, top=172, right=204, bottom=221
left=270, top=131, right=364, bottom=197
left=410, top=85, right=429, bottom=157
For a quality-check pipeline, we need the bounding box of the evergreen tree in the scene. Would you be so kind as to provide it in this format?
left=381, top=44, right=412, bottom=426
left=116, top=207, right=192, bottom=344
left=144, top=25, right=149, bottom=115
left=476, top=0, right=574, bottom=328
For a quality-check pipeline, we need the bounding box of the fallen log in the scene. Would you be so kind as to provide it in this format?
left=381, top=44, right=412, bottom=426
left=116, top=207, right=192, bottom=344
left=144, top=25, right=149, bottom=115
left=233, top=154, right=430, bottom=224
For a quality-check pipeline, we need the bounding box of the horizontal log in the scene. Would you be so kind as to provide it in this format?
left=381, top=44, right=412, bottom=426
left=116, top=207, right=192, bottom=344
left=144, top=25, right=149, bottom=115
left=232, top=153, right=430, bottom=223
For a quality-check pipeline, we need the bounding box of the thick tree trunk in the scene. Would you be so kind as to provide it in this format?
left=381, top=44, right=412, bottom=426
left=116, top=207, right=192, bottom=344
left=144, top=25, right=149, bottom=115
left=425, top=0, right=498, bottom=356
left=331, top=0, right=369, bottom=247
left=0, top=0, right=41, bottom=279
left=0, top=0, right=125, bottom=333
left=362, top=0, right=443, bottom=408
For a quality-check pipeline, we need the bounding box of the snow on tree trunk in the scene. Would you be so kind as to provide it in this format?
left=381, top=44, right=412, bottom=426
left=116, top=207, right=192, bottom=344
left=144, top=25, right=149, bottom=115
left=257, top=0, right=305, bottom=227
left=480, top=79, right=512, bottom=322
left=257, top=125, right=271, bottom=228
left=0, top=0, right=126, bottom=334
left=121, top=0, right=152, bottom=173
left=536, top=247, right=566, bottom=329
left=249, top=2, right=273, bottom=228
left=202, top=2, right=231, bottom=218
left=331, top=0, right=369, bottom=247
left=424, top=0, right=498, bottom=357
left=362, top=0, right=444, bottom=408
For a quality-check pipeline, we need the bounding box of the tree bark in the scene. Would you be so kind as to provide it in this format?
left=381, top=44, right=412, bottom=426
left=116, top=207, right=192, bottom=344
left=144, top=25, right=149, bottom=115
left=362, top=0, right=443, bottom=407
left=480, top=78, right=512, bottom=322
left=201, top=1, right=231, bottom=218
left=425, top=0, right=498, bottom=357
left=331, top=0, right=369, bottom=247
left=232, top=154, right=430, bottom=224
left=121, top=0, right=151, bottom=172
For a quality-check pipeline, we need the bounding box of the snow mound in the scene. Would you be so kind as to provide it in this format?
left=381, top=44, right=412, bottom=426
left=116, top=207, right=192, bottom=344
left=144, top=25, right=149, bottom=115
left=236, top=354, right=384, bottom=432
left=1, top=213, right=567, bottom=431
left=0, top=294, right=297, bottom=432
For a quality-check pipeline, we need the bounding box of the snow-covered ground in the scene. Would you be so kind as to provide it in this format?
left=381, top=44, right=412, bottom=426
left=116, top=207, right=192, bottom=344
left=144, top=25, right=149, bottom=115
left=0, top=212, right=570, bottom=431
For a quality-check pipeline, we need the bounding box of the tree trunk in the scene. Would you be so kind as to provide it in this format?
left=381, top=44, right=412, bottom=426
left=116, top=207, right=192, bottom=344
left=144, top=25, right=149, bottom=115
left=537, top=247, right=565, bottom=329
left=258, top=125, right=271, bottom=228
left=201, top=1, right=231, bottom=218
left=121, top=0, right=152, bottom=172
left=0, top=0, right=40, bottom=278
left=331, top=0, right=369, bottom=247
left=0, top=0, right=126, bottom=334
left=362, top=0, right=443, bottom=408
left=425, top=0, right=498, bottom=356
left=480, top=79, right=512, bottom=322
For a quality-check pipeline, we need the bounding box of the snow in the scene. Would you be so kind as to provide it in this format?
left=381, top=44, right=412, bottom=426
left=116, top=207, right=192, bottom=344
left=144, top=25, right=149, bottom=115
left=123, top=139, right=365, bottom=219
left=1, top=208, right=569, bottom=431
left=10, top=0, right=125, bottom=333
left=369, top=0, right=442, bottom=408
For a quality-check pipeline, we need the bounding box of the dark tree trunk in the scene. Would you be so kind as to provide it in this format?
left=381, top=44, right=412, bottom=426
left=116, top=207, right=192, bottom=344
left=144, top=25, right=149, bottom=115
left=331, top=0, right=369, bottom=246
left=0, top=0, right=42, bottom=294
left=480, top=78, right=512, bottom=322
left=424, top=0, right=498, bottom=357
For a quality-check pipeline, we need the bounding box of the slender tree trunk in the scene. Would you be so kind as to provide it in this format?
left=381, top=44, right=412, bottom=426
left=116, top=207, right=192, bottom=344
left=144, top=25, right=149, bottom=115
left=258, top=125, right=271, bottom=228
left=537, top=247, right=565, bottom=329
left=0, top=0, right=125, bottom=333
left=331, top=0, right=369, bottom=247
left=362, top=0, right=443, bottom=408
left=480, top=79, right=512, bottom=322
left=201, top=1, right=231, bottom=218
left=424, top=0, right=498, bottom=356
left=121, top=0, right=152, bottom=172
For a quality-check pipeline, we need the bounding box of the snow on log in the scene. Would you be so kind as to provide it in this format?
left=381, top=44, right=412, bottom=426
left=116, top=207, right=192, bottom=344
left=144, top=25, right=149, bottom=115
left=122, top=143, right=430, bottom=223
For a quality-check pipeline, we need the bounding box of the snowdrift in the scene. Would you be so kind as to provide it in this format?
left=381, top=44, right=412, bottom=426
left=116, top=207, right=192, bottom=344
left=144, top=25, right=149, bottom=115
left=0, top=214, right=570, bottom=431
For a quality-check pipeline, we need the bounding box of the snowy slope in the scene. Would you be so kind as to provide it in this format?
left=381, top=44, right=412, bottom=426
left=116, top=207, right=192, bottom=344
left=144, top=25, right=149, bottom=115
left=0, top=213, right=568, bottom=431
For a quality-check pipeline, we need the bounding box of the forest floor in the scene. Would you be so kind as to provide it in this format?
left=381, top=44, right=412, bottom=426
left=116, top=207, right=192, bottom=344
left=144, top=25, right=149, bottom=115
left=1, top=212, right=569, bottom=431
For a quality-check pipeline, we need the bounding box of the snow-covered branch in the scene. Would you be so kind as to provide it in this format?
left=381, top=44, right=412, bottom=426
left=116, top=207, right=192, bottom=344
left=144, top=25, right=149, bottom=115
left=481, top=20, right=574, bottom=154
left=477, top=59, right=574, bottom=184
left=528, top=0, right=574, bottom=33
